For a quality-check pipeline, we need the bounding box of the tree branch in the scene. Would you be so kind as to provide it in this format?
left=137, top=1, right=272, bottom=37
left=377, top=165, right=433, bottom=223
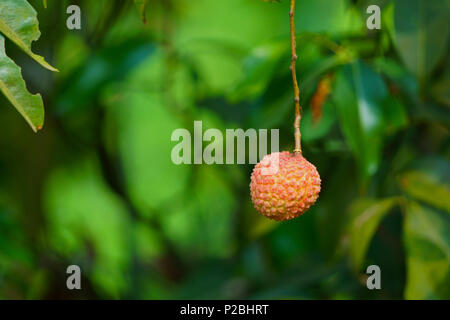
left=290, top=0, right=302, bottom=154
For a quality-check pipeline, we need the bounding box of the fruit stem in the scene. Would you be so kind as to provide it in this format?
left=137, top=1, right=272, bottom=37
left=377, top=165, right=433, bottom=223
left=289, top=0, right=302, bottom=155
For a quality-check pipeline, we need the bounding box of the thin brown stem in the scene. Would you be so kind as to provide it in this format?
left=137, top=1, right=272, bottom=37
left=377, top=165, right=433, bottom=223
left=290, top=0, right=302, bottom=154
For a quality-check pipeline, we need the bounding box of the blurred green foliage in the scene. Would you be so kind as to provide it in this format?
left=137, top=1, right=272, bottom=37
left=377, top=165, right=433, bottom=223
left=0, top=0, right=449, bottom=299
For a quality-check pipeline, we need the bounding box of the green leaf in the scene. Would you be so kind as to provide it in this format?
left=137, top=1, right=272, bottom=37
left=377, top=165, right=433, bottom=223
left=248, top=214, right=278, bottom=240
left=392, top=0, right=449, bottom=79
left=0, top=35, right=44, bottom=131
left=159, top=165, right=236, bottom=259
left=266, top=214, right=318, bottom=268
left=0, top=0, right=57, bottom=71
left=348, top=197, right=398, bottom=271
left=248, top=48, right=343, bottom=130
left=333, top=61, right=408, bottom=183
left=373, top=57, right=418, bottom=101
left=56, top=39, right=155, bottom=113
left=44, top=157, right=132, bottom=298
left=110, top=91, right=190, bottom=213
left=431, top=61, right=450, bottom=107
left=382, top=96, right=408, bottom=133
left=316, top=161, right=358, bottom=262
left=0, top=206, right=36, bottom=298
left=404, top=201, right=450, bottom=299
left=400, top=169, right=450, bottom=213
left=333, top=61, right=388, bottom=182
left=43, top=0, right=47, bottom=9
left=133, top=0, right=148, bottom=23
left=228, top=41, right=288, bottom=102
left=0, top=206, right=33, bottom=267
left=301, top=101, right=336, bottom=142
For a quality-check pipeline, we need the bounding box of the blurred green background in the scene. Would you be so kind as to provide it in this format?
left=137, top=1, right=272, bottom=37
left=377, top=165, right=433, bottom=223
left=0, top=0, right=449, bottom=299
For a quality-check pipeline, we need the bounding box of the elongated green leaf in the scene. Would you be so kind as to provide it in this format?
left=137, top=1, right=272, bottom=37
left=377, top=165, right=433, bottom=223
left=333, top=61, right=387, bottom=182
left=228, top=41, right=288, bottom=102
left=393, top=0, right=449, bottom=79
left=373, top=57, right=418, bottom=102
left=134, top=0, right=148, bottom=23
left=333, top=61, right=408, bottom=183
left=56, top=39, right=155, bottom=114
left=431, top=62, right=450, bottom=107
left=0, top=35, right=43, bottom=131
left=399, top=157, right=450, bottom=213
left=348, top=197, right=398, bottom=271
left=404, top=201, right=450, bottom=299
left=400, top=171, right=450, bottom=213
left=0, top=0, right=57, bottom=71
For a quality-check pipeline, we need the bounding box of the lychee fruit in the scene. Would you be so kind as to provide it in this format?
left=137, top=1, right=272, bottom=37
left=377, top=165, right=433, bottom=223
left=250, top=151, right=321, bottom=221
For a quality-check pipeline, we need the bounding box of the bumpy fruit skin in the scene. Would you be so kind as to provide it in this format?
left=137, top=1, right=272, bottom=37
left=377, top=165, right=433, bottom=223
left=250, top=151, right=321, bottom=221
